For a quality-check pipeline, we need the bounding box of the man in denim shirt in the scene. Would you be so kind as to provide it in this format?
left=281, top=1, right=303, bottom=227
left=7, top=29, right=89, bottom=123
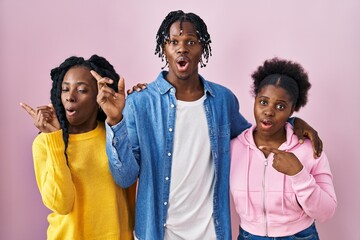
left=92, top=10, right=322, bottom=240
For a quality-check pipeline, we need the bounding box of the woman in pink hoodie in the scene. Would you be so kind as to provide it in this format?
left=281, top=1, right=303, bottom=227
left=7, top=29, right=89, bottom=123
left=230, top=58, right=337, bottom=239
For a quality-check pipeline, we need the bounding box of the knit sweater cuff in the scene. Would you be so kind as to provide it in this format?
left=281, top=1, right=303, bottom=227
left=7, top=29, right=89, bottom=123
left=44, top=130, right=67, bottom=166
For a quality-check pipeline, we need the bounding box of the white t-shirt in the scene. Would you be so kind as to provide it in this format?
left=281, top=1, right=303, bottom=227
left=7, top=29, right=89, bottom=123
left=164, top=95, right=216, bottom=240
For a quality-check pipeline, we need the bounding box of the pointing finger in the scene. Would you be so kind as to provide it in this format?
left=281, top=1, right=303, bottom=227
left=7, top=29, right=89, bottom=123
left=90, top=70, right=105, bottom=90
left=90, top=70, right=103, bottom=81
left=20, top=102, right=36, bottom=119
left=259, top=146, right=283, bottom=155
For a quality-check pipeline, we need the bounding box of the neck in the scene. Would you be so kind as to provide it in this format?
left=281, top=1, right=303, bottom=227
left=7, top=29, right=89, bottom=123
left=253, top=128, right=286, bottom=157
left=68, top=120, right=98, bottom=134
left=165, top=71, right=204, bottom=101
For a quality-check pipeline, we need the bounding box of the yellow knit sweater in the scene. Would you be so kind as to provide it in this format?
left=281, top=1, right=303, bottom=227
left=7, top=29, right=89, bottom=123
left=32, top=122, right=135, bottom=240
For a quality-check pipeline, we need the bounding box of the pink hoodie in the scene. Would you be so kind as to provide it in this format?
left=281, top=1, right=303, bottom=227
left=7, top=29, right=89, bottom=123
left=230, top=123, right=337, bottom=237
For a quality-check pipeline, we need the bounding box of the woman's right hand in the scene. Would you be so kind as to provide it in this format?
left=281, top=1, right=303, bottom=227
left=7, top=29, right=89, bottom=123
left=20, top=102, right=60, bottom=133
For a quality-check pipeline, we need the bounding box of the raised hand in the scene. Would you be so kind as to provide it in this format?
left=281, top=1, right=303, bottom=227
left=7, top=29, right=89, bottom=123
left=259, top=146, right=303, bottom=176
left=91, top=70, right=126, bottom=126
left=20, top=102, right=60, bottom=133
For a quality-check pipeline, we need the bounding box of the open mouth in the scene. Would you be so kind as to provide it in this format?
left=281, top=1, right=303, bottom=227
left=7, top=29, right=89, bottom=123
left=66, top=108, right=76, bottom=116
left=178, top=60, right=187, bottom=67
left=176, top=57, right=189, bottom=71
left=261, top=119, right=273, bottom=128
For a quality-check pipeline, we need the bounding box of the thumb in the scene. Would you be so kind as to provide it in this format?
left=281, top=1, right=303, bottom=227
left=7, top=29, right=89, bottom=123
left=47, top=103, right=56, bottom=117
left=47, top=103, right=61, bottom=129
left=48, top=103, right=54, bottom=111
left=118, top=76, right=125, bottom=95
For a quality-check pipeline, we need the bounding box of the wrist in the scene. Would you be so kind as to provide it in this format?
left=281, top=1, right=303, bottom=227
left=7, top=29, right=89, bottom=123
left=106, top=115, right=123, bottom=126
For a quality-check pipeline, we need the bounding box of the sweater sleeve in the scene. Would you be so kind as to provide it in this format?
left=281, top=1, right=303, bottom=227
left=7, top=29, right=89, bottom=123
left=32, top=130, right=75, bottom=215
left=290, top=152, right=337, bottom=222
left=105, top=117, right=140, bottom=188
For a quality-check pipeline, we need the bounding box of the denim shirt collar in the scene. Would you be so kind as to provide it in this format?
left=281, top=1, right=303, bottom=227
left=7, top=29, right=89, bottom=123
left=155, top=71, right=216, bottom=97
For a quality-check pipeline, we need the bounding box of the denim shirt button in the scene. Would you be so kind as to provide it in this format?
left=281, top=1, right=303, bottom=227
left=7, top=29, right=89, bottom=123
left=163, top=223, right=167, bottom=227
left=164, top=202, right=168, bottom=205
left=165, top=177, right=169, bottom=181
left=167, top=152, right=171, bottom=156
left=170, top=104, right=175, bottom=108
left=169, top=128, right=173, bottom=132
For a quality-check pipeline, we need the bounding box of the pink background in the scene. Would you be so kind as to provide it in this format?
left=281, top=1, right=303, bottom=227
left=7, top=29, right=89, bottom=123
left=1, top=0, right=359, bottom=239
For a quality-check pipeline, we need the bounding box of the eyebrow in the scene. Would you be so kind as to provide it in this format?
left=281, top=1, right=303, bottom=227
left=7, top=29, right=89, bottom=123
left=258, top=96, right=288, bottom=103
left=62, top=81, right=90, bottom=86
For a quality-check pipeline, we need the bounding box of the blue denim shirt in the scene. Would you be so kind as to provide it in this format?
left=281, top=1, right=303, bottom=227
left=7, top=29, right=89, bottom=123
left=105, top=71, right=251, bottom=240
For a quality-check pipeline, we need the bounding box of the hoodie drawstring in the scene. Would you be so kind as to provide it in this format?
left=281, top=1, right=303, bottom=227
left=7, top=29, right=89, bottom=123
left=245, top=145, right=250, bottom=215
left=282, top=174, right=285, bottom=214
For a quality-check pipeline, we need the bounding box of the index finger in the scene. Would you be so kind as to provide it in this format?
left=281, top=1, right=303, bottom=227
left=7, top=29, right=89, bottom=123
left=90, top=70, right=103, bottom=81
left=259, top=146, right=284, bottom=154
left=19, top=102, right=36, bottom=119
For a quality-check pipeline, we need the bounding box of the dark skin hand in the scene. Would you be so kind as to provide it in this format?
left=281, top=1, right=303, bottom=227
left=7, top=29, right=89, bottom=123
left=90, top=70, right=126, bottom=126
left=259, top=146, right=304, bottom=176
left=293, top=117, right=323, bottom=158
left=20, top=102, right=61, bottom=133
left=126, top=83, right=147, bottom=94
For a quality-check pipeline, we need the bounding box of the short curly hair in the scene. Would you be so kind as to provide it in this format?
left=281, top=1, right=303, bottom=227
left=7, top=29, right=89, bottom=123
left=251, top=57, right=311, bottom=112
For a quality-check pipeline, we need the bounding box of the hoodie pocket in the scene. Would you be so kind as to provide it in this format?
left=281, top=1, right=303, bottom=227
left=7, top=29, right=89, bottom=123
left=232, top=190, right=263, bottom=223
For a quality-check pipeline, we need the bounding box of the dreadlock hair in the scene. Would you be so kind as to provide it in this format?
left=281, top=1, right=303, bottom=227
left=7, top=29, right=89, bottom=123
left=50, top=55, right=120, bottom=162
left=251, top=57, right=311, bottom=112
left=155, top=10, right=212, bottom=68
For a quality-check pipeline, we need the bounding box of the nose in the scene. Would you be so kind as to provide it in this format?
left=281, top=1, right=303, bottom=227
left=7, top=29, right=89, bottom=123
left=264, top=107, right=274, bottom=116
left=65, top=92, right=76, bottom=102
left=66, top=96, right=76, bottom=102
left=177, top=41, right=189, bottom=54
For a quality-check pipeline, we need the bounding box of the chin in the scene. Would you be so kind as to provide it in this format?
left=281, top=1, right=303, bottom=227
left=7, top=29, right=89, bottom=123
left=177, top=73, right=190, bottom=80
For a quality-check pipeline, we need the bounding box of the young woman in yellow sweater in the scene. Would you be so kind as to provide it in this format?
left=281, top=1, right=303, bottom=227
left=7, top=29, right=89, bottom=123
left=20, top=55, right=135, bottom=240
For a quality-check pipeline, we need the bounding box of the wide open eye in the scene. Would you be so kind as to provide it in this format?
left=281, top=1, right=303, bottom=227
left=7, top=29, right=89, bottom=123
left=276, top=103, right=286, bottom=110
left=260, top=100, right=267, bottom=105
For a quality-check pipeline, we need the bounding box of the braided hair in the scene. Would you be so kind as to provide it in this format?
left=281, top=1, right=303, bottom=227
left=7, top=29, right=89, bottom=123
left=50, top=55, right=120, bottom=160
left=251, top=57, right=311, bottom=112
left=155, top=10, right=212, bottom=68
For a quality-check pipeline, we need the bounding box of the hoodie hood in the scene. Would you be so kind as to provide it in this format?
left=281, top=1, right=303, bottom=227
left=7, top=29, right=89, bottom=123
left=237, top=122, right=300, bottom=151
